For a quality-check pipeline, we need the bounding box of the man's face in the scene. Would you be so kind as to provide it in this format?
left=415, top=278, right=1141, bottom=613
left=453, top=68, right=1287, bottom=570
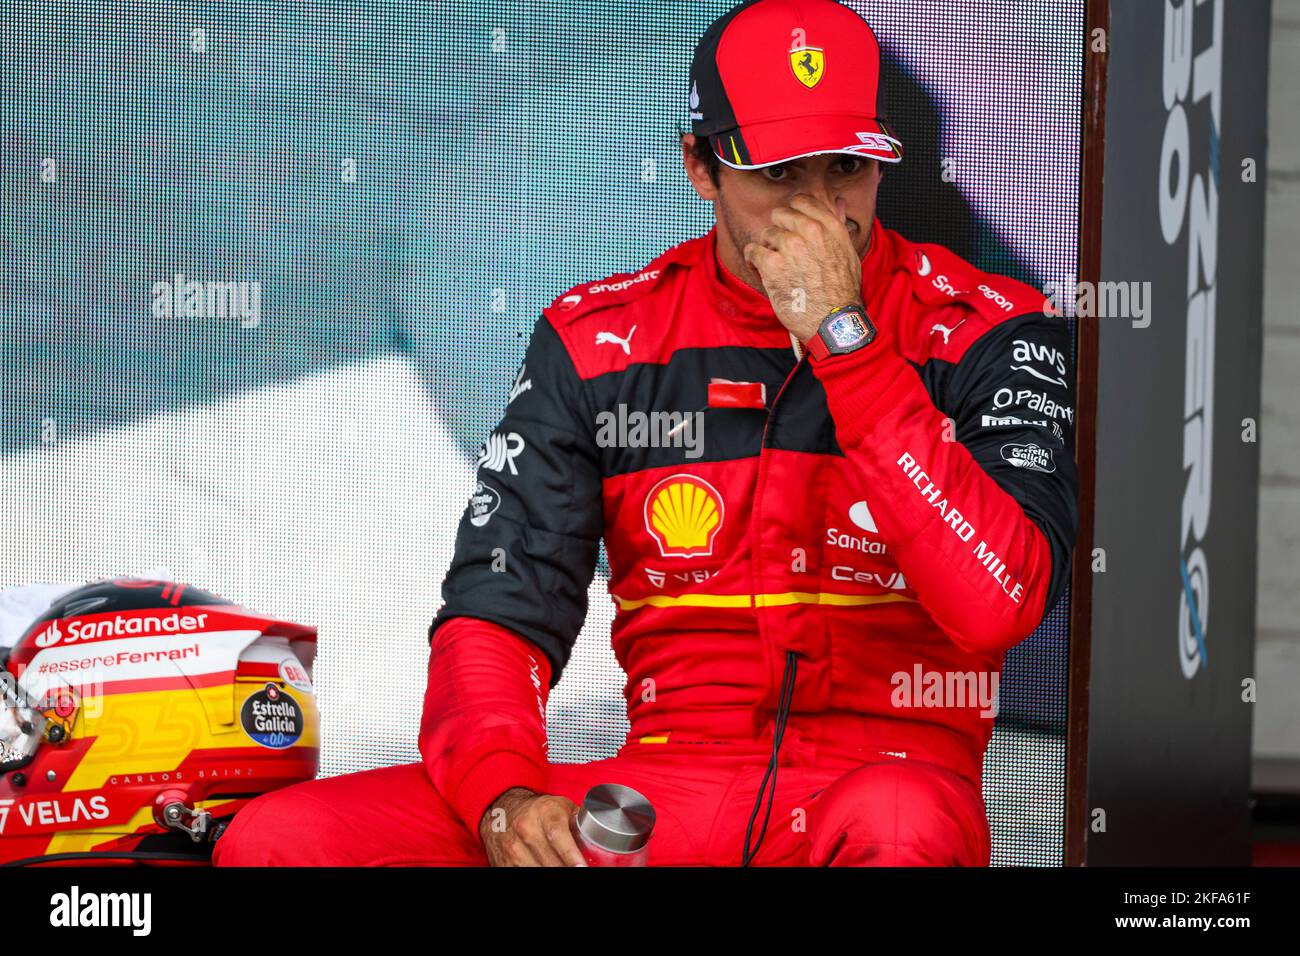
left=682, top=133, right=882, bottom=290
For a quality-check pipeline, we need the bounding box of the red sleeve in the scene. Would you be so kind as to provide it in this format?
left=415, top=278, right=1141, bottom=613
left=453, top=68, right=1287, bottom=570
left=418, top=616, right=552, bottom=834
left=808, top=320, right=1073, bottom=657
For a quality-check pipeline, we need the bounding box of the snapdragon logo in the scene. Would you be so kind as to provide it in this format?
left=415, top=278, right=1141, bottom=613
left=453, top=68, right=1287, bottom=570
left=151, top=273, right=261, bottom=328
left=50, top=886, right=151, bottom=936
left=588, top=269, right=660, bottom=295
left=595, top=404, right=704, bottom=459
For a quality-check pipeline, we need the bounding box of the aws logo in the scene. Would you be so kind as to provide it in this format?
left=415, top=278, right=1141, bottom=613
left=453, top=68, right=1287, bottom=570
left=643, top=475, right=724, bottom=558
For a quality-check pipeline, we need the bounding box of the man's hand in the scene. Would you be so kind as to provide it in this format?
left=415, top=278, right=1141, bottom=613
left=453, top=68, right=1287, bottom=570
left=478, top=786, right=587, bottom=866
left=742, top=194, right=865, bottom=344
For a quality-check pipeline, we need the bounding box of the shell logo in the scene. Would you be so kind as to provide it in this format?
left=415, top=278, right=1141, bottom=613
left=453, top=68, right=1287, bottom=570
left=643, top=474, right=725, bottom=558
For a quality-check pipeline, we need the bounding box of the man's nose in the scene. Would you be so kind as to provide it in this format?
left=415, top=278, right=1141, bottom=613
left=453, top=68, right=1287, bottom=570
left=798, top=181, right=843, bottom=220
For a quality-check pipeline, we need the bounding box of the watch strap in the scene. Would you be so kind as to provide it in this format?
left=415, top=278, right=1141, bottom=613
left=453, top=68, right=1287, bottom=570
left=806, top=328, right=832, bottom=361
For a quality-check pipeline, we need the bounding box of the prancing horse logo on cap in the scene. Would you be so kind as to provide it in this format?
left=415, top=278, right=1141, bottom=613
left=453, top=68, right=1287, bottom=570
left=790, top=46, right=825, bottom=89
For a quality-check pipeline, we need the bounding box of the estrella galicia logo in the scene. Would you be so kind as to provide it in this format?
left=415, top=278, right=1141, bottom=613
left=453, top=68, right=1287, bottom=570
left=240, top=682, right=304, bottom=749
left=469, top=480, right=502, bottom=528
left=1000, top=442, right=1056, bottom=474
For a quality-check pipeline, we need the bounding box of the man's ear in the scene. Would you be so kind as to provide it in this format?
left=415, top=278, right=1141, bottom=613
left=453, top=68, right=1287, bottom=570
left=682, top=133, right=720, bottom=202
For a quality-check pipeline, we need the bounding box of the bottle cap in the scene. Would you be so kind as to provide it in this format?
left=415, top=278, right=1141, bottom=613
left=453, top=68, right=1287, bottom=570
left=575, top=783, right=656, bottom=854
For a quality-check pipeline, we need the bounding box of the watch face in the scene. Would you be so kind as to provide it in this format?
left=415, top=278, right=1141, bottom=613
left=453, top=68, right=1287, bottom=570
left=821, top=308, right=875, bottom=353
left=826, top=311, right=867, bottom=348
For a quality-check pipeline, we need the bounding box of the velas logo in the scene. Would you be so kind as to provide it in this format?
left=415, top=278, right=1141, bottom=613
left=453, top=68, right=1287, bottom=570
left=789, top=46, right=825, bottom=89
left=0, top=795, right=111, bottom=835
left=644, top=475, right=724, bottom=558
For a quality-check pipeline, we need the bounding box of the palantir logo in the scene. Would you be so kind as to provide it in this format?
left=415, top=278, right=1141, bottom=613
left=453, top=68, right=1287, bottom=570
left=50, top=886, right=151, bottom=936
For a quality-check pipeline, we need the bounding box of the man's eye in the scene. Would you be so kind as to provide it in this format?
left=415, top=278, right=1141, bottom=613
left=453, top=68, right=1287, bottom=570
left=837, top=157, right=863, bottom=174
left=763, top=166, right=789, bottom=182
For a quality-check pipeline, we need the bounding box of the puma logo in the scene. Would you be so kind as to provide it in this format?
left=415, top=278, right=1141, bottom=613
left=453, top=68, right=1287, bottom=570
left=595, top=325, right=637, bottom=355
left=929, top=319, right=966, bottom=345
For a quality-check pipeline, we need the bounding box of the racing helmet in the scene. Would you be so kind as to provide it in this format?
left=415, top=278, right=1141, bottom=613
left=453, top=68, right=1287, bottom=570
left=0, top=578, right=319, bottom=865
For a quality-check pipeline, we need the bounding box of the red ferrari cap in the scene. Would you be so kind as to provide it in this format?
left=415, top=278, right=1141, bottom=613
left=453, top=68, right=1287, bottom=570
left=689, top=0, right=903, bottom=170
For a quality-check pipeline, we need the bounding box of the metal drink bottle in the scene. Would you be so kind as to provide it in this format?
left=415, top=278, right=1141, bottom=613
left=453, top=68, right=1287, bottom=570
left=570, top=783, right=655, bottom=866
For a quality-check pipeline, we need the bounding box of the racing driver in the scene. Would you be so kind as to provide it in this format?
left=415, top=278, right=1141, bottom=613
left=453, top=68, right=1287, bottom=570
left=216, top=0, right=1078, bottom=867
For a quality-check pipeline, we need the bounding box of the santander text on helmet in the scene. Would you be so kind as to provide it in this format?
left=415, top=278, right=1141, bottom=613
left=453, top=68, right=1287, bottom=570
left=53, top=613, right=212, bottom=647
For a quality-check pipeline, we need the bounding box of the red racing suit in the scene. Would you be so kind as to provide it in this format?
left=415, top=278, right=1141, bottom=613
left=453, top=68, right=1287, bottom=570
left=423, top=218, right=1077, bottom=853
left=216, top=217, right=1077, bottom=867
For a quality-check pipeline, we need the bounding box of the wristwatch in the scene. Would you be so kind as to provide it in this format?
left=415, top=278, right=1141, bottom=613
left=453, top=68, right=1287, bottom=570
left=806, top=303, right=877, bottom=360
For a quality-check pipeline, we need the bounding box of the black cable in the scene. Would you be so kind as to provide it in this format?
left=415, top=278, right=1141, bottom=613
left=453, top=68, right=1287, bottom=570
left=743, top=670, right=787, bottom=865
left=742, top=650, right=797, bottom=866
left=744, top=652, right=796, bottom=865
left=751, top=660, right=795, bottom=861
